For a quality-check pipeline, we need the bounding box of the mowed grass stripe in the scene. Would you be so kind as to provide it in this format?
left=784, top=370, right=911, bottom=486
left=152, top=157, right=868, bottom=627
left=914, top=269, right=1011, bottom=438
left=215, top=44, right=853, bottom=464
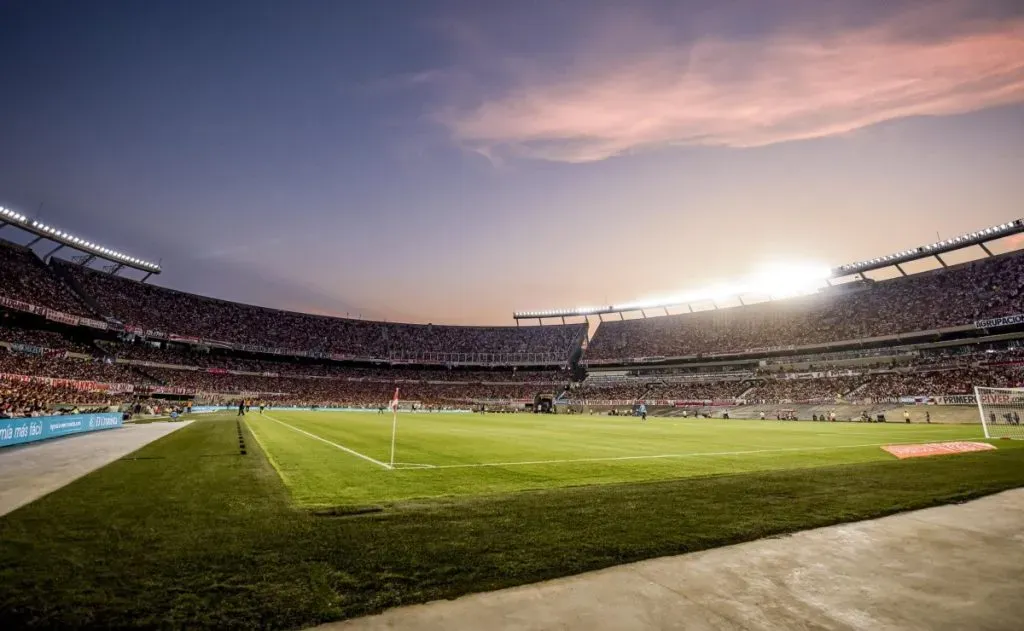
left=246, top=414, right=397, bottom=506
left=262, top=412, right=392, bottom=469
left=249, top=410, right=988, bottom=506
left=408, top=436, right=988, bottom=470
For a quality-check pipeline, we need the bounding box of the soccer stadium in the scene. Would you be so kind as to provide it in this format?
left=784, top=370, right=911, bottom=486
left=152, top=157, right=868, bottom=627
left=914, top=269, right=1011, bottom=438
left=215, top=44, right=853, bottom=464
left=3, top=2, right=1024, bottom=630
left=2, top=206, right=1024, bottom=628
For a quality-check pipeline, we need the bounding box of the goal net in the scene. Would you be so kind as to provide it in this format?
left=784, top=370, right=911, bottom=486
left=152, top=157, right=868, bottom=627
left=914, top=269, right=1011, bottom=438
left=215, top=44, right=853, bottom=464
left=974, top=386, right=1024, bottom=440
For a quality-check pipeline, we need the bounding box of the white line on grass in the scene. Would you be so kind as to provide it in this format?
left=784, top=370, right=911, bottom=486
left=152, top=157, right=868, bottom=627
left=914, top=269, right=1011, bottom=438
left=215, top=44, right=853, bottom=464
left=400, top=437, right=985, bottom=471
left=261, top=413, right=393, bottom=470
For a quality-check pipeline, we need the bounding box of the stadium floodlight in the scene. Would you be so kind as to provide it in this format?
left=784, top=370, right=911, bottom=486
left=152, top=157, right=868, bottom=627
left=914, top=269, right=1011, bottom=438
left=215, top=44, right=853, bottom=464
left=0, top=207, right=22, bottom=222
left=3, top=203, right=161, bottom=271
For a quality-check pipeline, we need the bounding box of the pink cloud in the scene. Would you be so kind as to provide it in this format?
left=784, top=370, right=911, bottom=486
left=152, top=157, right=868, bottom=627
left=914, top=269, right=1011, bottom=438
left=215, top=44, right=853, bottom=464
left=438, top=12, right=1024, bottom=162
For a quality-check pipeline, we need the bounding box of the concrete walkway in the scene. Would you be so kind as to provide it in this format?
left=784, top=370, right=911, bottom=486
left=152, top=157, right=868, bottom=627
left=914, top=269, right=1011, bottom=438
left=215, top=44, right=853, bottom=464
left=0, top=421, right=191, bottom=517
left=318, top=489, right=1024, bottom=631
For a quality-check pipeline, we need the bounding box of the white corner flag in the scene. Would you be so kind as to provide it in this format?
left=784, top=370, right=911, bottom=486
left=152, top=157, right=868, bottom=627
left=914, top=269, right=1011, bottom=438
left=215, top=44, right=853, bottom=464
left=388, top=387, right=400, bottom=469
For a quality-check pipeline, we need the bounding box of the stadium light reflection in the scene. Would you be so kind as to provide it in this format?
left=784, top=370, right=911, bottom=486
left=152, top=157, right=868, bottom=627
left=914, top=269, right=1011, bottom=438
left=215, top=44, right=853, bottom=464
left=514, top=218, right=1024, bottom=320
left=514, top=263, right=831, bottom=319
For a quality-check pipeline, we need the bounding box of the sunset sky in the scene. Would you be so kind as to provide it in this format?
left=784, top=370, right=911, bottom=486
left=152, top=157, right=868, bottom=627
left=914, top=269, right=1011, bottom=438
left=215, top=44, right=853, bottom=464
left=1, top=0, right=1022, bottom=324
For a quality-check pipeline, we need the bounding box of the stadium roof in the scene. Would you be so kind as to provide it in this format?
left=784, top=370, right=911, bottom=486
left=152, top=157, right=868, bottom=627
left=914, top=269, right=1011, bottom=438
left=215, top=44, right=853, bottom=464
left=514, top=218, right=1024, bottom=321
left=0, top=204, right=161, bottom=274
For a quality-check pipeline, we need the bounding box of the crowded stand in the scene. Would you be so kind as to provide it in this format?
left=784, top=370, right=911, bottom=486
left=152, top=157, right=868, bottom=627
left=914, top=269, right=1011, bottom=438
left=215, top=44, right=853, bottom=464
left=587, top=251, right=1024, bottom=360
left=0, top=349, right=152, bottom=384
left=99, top=341, right=571, bottom=382
left=645, top=380, right=751, bottom=401
left=0, top=380, right=120, bottom=418
left=0, top=229, right=1021, bottom=413
left=747, top=376, right=865, bottom=403
left=568, top=381, right=653, bottom=401
left=857, top=367, right=1024, bottom=399
left=0, top=241, right=92, bottom=317
left=0, top=321, right=95, bottom=354
left=57, top=260, right=585, bottom=361
left=142, top=366, right=553, bottom=403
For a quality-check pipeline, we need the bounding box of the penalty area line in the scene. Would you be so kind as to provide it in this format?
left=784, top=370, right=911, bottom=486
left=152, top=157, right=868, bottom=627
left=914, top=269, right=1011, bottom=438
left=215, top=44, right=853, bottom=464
left=261, top=413, right=393, bottom=470
left=409, top=437, right=986, bottom=471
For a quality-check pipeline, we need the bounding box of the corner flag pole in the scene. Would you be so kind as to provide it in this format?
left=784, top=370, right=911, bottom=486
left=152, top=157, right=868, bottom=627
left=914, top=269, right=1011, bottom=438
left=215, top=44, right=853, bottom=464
left=388, top=387, right=399, bottom=469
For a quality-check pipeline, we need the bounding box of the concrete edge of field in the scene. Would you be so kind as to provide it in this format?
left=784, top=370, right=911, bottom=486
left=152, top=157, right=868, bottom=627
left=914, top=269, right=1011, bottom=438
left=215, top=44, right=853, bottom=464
left=0, top=420, right=192, bottom=517
left=314, top=488, right=1024, bottom=631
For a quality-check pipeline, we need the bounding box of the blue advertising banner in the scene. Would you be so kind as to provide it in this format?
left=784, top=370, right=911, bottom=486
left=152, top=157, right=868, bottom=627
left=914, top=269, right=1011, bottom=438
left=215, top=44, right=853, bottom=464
left=0, top=413, right=123, bottom=449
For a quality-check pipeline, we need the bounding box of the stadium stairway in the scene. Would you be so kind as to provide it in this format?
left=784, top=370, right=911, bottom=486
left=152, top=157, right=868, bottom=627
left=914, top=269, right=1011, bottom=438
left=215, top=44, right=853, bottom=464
left=737, top=385, right=758, bottom=399
left=48, top=259, right=105, bottom=317
left=131, top=365, right=167, bottom=385
left=844, top=380, right=873, bottom=398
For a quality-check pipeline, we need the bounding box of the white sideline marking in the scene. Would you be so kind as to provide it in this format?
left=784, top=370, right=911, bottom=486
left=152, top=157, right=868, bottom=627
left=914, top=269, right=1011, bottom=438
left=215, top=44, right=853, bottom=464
left=262, top=413, right=392, bottom=470
left=401, top=437, right=985, bottom=471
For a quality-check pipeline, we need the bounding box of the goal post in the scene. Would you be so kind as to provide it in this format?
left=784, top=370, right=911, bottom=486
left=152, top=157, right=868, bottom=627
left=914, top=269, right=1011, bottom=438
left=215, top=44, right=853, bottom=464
left=974, top=386, right=1024, bottom=440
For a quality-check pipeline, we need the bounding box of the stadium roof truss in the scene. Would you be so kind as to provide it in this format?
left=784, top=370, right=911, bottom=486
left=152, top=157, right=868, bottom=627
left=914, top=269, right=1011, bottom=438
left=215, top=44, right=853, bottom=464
left=514, top=218, right=1024, bottom=323
left=0, top=204, right=161, bottom=277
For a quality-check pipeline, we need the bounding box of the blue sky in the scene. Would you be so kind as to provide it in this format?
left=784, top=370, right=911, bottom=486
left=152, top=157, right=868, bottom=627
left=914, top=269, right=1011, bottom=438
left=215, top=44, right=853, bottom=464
left=0, top=0, right=1022, bottom=324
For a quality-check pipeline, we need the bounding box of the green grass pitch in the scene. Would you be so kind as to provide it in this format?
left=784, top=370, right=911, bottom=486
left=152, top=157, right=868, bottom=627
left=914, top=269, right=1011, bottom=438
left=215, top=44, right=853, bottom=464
left=2, top=413, right=1023, bottom=629
left=247, top=410, right=986, bottom=506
